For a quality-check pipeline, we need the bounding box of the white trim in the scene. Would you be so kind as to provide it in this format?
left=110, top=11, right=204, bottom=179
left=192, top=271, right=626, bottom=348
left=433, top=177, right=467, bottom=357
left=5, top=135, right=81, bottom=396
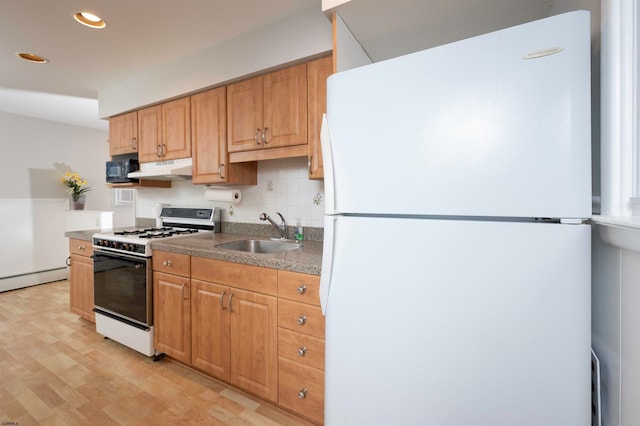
left=633, top=1, right=640, bottom=203
left=0, top=269, right=68, bottom=293
left=601, top=0, right=638, bottom=217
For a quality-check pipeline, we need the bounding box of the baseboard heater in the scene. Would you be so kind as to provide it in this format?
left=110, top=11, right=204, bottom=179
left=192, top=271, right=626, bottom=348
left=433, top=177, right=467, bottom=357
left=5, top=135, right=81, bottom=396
left=0, top=268, right=68, bottom=293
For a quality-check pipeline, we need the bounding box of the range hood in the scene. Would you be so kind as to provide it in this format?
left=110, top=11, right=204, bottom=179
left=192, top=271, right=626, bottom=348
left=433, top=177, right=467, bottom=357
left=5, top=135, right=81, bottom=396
left=127, top=158, right=192, bottom=180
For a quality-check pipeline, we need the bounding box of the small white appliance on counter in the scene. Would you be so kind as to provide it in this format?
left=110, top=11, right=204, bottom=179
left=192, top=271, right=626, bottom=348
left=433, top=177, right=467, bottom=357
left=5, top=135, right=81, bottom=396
left=65, top=210, right=114, bottom=232
left=320, top=11, right=591, bottom=426
left=91, top=207, right=220, bottom=357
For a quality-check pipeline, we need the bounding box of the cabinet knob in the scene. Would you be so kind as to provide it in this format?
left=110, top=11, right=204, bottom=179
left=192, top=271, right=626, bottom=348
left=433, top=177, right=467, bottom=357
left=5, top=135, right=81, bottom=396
left=297, top=346, right=307, bottom=357
left=297, top=315, right=307, bottom=325
left=162, top=260, right=172, bottom=267
left=255, top=128, right=261, bottom=145
left=261, top=127, right=268, bottom=144
left=297, top=284, right=307, bottom=295
left=298, top=388, right=308, bottom=399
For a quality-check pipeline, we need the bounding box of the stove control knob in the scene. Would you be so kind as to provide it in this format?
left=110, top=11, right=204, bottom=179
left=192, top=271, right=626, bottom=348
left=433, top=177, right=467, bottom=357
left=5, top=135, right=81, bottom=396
left=111, top=241, right=118, bottom=249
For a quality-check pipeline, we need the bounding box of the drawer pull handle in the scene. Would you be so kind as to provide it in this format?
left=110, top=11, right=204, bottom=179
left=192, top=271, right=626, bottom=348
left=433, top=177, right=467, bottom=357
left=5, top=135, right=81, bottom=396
left=297, top=284, right=307, bottom=295
left=163, top=260, right=172, bottom=267
left=181, top=284, right=188, bottom=300
left=297, top=346, right=307, bottom=357
left=78, top=245, right=85, bottom=251
left=297, top=315, right=307, bottom=325
left=229, top=293, right=235, bottom=313
left=298, top=388, right=308, bottom=399
left=220, top=290, right=227, bottom=310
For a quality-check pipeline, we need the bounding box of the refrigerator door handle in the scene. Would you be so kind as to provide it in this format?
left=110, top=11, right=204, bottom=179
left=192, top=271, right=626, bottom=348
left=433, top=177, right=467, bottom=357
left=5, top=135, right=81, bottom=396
left=320, top=114, right=336, bottom=214
left=319, top=215, right=336, bottom=314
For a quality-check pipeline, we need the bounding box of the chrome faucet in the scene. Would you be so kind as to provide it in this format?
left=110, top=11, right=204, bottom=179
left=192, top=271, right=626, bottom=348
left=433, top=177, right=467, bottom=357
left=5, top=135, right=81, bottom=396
left=259, top=212, right=288, bottom=240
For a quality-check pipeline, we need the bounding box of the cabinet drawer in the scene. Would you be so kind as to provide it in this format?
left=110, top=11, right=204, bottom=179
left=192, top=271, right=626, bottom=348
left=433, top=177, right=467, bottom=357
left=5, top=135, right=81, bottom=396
left=278, top=357, right=324, bottom=425
left=278, top=327, right=324, bottom=371
left=278, top=270, right=321, bottom=306
left=69, top=239, right=93, bottom=257
left=191, top=257, right=277, bottom=296
left=153, top=251, right=190, bottom=277
left=278, top=299, right=325, bottom=338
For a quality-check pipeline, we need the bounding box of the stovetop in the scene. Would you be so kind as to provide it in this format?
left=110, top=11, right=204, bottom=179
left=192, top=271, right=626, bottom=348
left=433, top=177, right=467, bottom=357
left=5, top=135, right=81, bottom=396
left=114, top=226, right=201, bottom=239
left=92, top=207, right=219, bottom=257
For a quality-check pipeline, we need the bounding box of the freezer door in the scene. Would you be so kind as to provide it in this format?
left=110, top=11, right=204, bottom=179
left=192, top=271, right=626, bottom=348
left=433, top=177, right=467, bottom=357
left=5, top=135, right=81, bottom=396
left=326, top=11, right=591, bottom=219
left=323, top=216, right=590, bottom=426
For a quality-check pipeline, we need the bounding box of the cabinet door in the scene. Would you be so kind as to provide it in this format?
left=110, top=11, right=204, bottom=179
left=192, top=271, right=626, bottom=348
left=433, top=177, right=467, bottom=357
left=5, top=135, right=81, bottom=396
left=191, top=279, right=231, bottom=381
left=153, top=271, right=191, bottom=364
left=69, top=253, right=95, bottom=322
left=263, top=63, right=308, bottom=149
left=162, top=97, right=191, bottom=160
left=227, top=76, right=263, bottom=153
left=230, top=288, right=278, bottom=402
left=307, top=55, right=333, bottom=179
left=191, top=87, right=227, bottom=184
left=138, top=105, right=163, bottom=163
left=108, top=111, right=138, bottom=156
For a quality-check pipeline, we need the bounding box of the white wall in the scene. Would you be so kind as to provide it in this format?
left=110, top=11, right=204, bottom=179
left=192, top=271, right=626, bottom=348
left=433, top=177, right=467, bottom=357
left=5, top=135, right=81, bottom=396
left=135, top=157, right=324, bottom=228
left=0, top=110, right=134, bottom=289
left=0, top=111, right=111, bottom=207
left=98, top=6, right=332, bottom=118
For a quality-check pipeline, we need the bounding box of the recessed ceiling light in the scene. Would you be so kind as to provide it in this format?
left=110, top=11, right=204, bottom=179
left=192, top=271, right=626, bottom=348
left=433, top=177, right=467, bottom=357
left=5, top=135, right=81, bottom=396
left=16, top=52, right=48, bottom=63
left=73, top=12, right=106, bottom=29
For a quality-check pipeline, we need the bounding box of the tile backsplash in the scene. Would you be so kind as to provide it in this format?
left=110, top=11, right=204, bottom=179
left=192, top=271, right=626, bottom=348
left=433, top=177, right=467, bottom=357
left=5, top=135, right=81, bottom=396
left=135, top=157, right=325, bottom=228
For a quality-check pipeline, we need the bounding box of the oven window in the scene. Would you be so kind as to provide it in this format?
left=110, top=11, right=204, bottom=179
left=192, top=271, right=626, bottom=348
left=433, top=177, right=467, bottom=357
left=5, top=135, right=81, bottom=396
left=93, top=251, right=151, bottom=326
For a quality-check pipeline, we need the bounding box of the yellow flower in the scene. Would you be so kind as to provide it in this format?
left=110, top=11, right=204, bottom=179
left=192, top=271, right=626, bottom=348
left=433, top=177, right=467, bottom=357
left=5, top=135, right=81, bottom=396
left=61, top=171, right=92, bottom=199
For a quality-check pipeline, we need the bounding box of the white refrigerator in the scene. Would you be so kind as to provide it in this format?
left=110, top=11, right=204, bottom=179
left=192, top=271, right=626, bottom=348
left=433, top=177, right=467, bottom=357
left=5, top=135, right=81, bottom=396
left=320, top=10, right=591, bottom=426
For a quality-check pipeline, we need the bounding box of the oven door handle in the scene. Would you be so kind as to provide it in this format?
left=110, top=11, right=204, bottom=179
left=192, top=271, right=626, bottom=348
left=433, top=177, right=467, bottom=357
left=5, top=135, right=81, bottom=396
left=93, top=248, right=149, bottom=263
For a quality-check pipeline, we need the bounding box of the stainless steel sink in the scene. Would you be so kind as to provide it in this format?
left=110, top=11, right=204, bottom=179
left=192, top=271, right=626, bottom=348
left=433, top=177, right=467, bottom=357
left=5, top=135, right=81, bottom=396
left=215, top=239, right=302, bottom=254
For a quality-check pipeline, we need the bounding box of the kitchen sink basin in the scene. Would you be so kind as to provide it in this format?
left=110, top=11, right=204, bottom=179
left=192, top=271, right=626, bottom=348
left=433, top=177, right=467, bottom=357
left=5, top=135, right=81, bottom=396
left=215, top=239, right=302, bottom=254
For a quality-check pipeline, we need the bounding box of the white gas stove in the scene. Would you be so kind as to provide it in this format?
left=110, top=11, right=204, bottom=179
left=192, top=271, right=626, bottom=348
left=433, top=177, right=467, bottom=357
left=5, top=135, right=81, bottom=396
left=92, top=206, right=220, bottom=257
left=91, top=206, right=219, bottom=357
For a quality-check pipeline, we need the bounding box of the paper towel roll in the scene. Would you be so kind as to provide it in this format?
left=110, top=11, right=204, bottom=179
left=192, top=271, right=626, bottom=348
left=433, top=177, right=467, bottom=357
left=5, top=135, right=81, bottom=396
left=205, top=188, right=242, bottom=203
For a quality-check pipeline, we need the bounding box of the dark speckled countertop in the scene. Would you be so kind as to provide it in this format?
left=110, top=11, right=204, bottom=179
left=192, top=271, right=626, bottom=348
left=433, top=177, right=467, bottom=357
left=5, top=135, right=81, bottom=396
left=65, top=230, right=323, bottom=275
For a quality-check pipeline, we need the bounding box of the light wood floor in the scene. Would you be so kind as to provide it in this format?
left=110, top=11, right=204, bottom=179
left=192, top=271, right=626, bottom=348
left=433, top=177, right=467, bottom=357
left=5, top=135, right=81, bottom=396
left=0, top=280, right=314, bottom=425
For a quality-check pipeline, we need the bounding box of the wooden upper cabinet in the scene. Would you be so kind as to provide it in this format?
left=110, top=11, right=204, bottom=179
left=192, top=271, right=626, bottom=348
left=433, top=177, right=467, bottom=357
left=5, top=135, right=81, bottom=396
left=162, top=97, right=191, bottom=160
left=307, top=55, right=333, bottom=179
left=191, top=87, right=257, bottom=185
left=108, top=111, right=138, bottom=156
left=227, top=77, right=264, bottom=152
left=227, top=63, right=307, bottom=153
left=137, top=104, right=162, bottom=163
left=263, top=63, right=307, bottom=149
left=138, top=97, right=191, bottom=163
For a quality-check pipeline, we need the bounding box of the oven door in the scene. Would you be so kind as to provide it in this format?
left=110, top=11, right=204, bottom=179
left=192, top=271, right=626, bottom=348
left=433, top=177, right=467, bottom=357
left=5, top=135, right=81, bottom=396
left=93, top=249, right=152, bottom=327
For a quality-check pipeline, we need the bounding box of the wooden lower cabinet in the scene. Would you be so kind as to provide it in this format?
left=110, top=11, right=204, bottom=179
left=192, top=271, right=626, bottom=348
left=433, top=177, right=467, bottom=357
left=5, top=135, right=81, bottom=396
left=279, top=357, right=325, bottom=424
left=68, top=239, right=95, bottom=322
left=191, top=278, right=278, bottom=401
left=154, top=253, right=323, bottom=422
left=277, top=271, right=325, bottom=424
left=191, top=279, right=230, bottom=380
left=187, top=257, right=279, bottom=403
left=153, top=271, right=191, bottom=364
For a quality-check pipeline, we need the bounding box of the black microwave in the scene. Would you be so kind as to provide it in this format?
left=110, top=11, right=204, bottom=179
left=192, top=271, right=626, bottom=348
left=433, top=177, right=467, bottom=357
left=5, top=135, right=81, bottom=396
left=106, top=159, right=139, bottom=183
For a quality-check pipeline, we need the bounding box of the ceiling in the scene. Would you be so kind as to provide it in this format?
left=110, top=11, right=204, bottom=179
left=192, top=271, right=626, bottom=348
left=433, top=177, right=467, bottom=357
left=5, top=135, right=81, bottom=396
left=0, top=0, right=596, bottom=131
left=0, top=0, right=318, bottom=130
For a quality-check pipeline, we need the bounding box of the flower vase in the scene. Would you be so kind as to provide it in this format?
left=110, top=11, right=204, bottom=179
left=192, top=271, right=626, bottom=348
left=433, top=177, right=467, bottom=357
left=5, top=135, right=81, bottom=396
left=71, top=194, right=86, bottom=210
